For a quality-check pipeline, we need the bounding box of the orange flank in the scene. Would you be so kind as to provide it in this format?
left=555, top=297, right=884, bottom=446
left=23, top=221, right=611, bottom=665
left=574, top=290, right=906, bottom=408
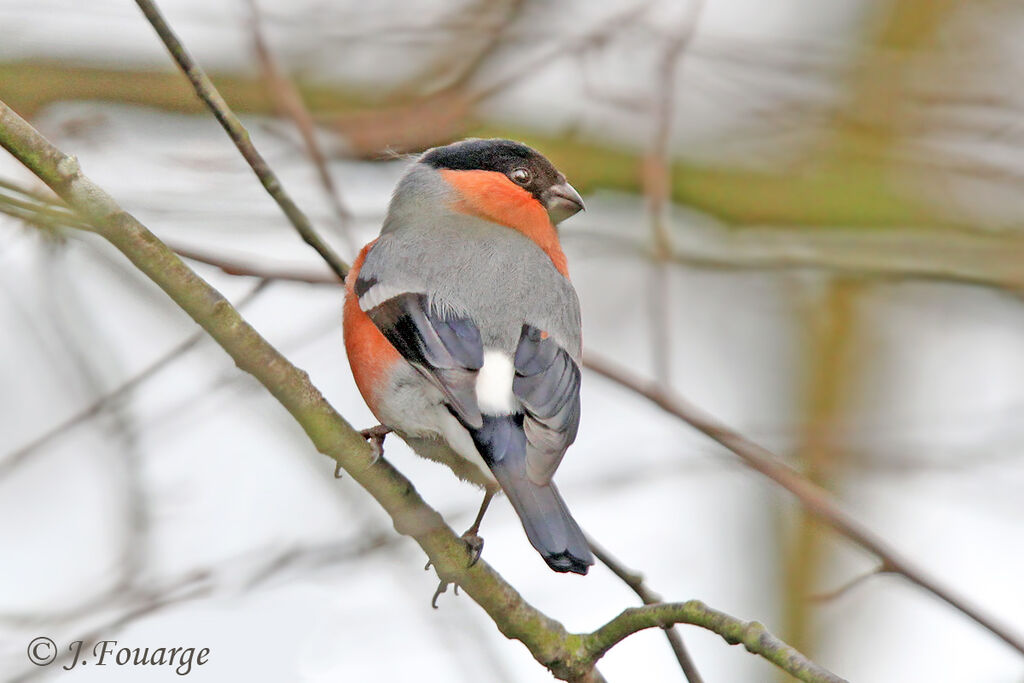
left=343, top=239, right=401, bottom=419
left=439, top=169, right=569, bottom=278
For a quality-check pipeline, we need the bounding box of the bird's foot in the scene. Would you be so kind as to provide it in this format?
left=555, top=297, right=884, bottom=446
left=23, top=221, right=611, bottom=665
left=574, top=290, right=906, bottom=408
left=359, top=424, right=392, bottom=466
left=425, top=532, right=482, bottom=608
left=335, top=425, right=391, bottom=478
left=461, top=530, right=485, bottom=567
left=421, top=532, right=482, bottom=571
left=424, top=495, right=491, bottom=607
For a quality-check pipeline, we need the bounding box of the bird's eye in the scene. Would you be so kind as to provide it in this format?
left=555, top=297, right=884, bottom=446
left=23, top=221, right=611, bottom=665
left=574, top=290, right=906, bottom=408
left=509, top=168, right=532, bottom=185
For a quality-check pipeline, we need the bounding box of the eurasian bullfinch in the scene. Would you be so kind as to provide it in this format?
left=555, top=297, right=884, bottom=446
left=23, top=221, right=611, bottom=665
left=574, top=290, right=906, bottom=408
left=343, top=138, right=593, bottom=575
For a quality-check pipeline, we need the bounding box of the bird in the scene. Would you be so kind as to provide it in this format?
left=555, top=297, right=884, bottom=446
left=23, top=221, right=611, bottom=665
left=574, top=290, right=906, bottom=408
left=343, top=138, right=593, bottom=578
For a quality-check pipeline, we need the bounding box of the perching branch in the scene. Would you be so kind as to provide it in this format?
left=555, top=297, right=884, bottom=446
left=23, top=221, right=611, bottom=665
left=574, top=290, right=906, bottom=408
left=133, top=0, right=349, bottom=282
left=0, top=97, right=845, bottom=683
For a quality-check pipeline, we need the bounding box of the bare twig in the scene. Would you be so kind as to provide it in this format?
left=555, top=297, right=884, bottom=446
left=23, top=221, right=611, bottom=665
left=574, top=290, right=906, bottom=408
left=470, top=2, right=654, bottom=104
left=133, top=0, right=349, bottom=281
left=588, top=538, right=704, bottom=683
left=646, top=0, right=704, bottom=257
left=643, top=0, right=704, bottom=385
left=565, top=228, right=1024, bottom=296
left=169, top=241, right=337, bottom=284
left=244, top=0, right=357, bottom=257
left=809, top=563, right=893, bottom=603
left=0, top=201, right=78, bottom=233
left=634, top=9, right=706, bottom=679
left=400, top=0, right=528, bottom=97
left=586, top=600, right=848, bottom=683
left=0, top=186, right=84, bottom=227
left=581, top=352, right=1024, bottom=656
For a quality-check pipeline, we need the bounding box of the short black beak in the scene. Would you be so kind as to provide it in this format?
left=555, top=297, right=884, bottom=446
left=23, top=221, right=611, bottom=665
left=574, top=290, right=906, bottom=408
left=542, top=182, right=585, bottom=224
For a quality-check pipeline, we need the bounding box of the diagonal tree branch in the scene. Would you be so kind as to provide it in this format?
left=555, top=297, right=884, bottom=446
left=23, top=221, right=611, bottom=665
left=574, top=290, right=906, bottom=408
left=0, top=97, right=844, bottom=683
left=133, top=0, right=349, bottom=282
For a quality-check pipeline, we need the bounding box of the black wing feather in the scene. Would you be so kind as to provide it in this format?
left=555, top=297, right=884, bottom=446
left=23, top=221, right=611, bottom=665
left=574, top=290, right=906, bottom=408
left=365, top=292, right=484, bottom=429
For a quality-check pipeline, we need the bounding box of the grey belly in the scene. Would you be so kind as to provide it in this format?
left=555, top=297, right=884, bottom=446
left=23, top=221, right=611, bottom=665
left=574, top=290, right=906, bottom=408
left=377, top=362, right=497, bottom=489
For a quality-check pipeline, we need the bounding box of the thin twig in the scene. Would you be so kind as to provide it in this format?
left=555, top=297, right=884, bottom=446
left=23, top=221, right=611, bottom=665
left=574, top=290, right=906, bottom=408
left=469, top=2, right=654, bottom=104
left=582, top=352, right=1024, bottom=656
left=244, top=0, right=358, bottom=257
left=133, top=0, right=349, bottom=281
left=0, top=186, right=85, bottom=226
left=808, top=563, right=893, bottom=603
left=634, top=8, right=706, bottom=679
left=169, top=241, right=337, bottom=284
left=646, top=0, right=703, bottom=257
left=644, top=1, right=704, bottom=383
left=0, top=201, right=77, bottom=233
left=585, top=600, right=848, bottom=683
left=588, top=537, right=704, bottom=683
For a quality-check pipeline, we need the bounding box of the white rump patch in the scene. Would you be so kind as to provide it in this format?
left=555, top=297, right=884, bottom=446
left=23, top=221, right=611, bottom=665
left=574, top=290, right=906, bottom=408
left=476, top=349, right=516, bottom=415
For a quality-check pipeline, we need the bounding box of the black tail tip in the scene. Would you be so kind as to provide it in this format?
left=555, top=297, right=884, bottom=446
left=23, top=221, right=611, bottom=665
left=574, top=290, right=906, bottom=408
left=543, top=551, right=594, bottom=575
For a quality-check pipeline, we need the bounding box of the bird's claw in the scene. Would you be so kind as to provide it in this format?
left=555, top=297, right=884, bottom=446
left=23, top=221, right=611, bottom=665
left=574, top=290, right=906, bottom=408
left=426, top=501, right=488, bottom=607
left=431, top=580, right=449, bottom=608
left=359, top=425, right=392, bottom=465
left=461, top=531, right=485, bottom=567
left=430, top=577, right=463, bottom=608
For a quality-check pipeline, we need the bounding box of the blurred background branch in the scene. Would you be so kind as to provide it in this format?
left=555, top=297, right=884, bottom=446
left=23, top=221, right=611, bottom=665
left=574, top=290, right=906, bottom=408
left=134, top=0, right=350, bottom=281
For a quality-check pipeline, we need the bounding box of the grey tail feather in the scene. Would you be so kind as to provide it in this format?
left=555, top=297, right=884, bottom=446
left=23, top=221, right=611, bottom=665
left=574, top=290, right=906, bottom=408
left=470, top=415, right=594, bottom=575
